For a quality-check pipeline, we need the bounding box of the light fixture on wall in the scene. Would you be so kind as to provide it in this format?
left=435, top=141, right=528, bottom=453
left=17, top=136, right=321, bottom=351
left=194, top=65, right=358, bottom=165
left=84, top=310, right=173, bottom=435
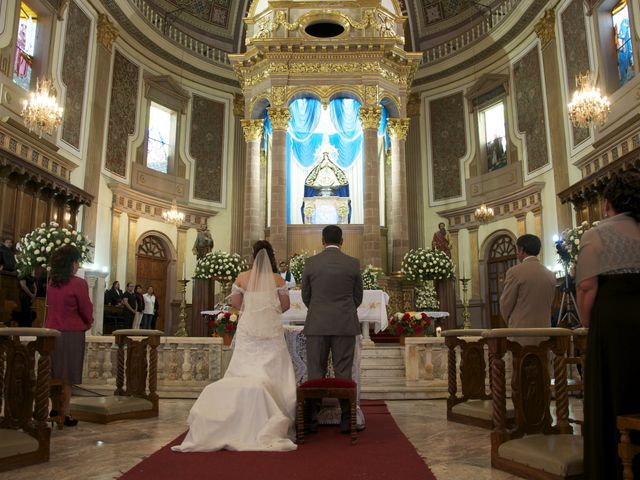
left=475, top=203, right=494, bottom=222
left=162, top=199, right=185, bottom=226
left=567, top=71, right=610, bottom=128
left=21, top=78, right=64, bottom=137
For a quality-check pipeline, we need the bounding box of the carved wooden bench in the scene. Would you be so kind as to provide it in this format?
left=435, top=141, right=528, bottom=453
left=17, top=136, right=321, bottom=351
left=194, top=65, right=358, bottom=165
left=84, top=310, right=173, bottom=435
left=484, top=328, right=583, bottom=479
left=70, top=329, right=162, bottom=423
left=617, top=414, right=640, bottom=480
left=443, top=329, right=514, bottom=429
left=0, top=327, right=59, bottom=472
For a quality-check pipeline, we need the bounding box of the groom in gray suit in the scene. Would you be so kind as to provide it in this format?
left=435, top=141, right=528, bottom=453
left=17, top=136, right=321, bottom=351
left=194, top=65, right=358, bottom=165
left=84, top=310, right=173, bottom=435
left=302, top=225, right=364, bottom=433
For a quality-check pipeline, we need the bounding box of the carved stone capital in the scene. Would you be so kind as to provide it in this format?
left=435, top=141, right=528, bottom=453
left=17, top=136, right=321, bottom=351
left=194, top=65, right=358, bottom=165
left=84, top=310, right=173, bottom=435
left=387, top=118, right=410, bottom=140
left=534, top=8, right=555, bottom=46
left=359, top=106, right=382, bottom=130
left=240, top=119, right=264, bottom=142
left=97, top=14, right=119, bottom=51
left=233, top=94, right=245, bottom=117
left=267, top=107, right=291, bottom=130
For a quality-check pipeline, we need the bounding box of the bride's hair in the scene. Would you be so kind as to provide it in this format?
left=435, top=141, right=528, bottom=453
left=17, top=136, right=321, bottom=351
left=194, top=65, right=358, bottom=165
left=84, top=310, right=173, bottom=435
left=252, top=240, right=278, bottom=273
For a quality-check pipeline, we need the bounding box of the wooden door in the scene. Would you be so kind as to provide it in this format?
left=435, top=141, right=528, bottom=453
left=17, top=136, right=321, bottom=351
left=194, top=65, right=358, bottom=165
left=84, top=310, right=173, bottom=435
left=136, top=236, right=169, bottom=331
left=486, top=235, right=517, bottom=328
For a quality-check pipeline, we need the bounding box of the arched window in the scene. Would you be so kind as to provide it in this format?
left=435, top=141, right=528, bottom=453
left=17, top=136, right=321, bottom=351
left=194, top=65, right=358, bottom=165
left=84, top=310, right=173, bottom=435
left=612, top=0, right=634, bottom=86
left=137, top=236, right=167, bottom=259
left=14, top=2, right=38, bottom=90
left=486, top=235, right=518, bottom=328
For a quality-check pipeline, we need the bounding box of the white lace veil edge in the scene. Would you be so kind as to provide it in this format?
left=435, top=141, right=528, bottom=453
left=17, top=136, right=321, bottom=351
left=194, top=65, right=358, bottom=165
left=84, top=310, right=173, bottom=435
left=245, top=248, right=277, bottom=294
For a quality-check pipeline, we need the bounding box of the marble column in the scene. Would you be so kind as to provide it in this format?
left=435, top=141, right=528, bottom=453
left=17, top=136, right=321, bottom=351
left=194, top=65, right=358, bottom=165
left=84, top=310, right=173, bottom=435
left=110, top=209, right=121, bottom=283
left=176, top=226, right=188, bottom=294
left=230, top=94, right=246, bottom=255
left=82, top=14, right=118, bottom=240
left=468, top=227, right=480, bottom=299
left=387, top=118, right=411, bottom=273
left=449, top=229, right=460, bottom=295
left=360, top=106, right=382, bottom=268
left=533, top=208, right=544, bottom=263
left=534, top=8, right=572, bottom=231
left=240, top=119, right=264, bottom=261
left=126, top=214, right=138, bottom=283
left=516, top=213, right=527, bottom=236
left=267, top=107, right=291, bottom=261
left=405, top=93, right=424, bottom=249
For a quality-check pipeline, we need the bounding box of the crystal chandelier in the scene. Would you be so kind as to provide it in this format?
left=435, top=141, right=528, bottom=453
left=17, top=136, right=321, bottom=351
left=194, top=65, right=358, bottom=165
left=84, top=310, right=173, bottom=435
left=21, top=78, right=64, bottom=137
left=162, top=199, right=185, bottom=226
left=475, top=203, right=494, bottom=223
left=567, top=71, right=610, bottom=128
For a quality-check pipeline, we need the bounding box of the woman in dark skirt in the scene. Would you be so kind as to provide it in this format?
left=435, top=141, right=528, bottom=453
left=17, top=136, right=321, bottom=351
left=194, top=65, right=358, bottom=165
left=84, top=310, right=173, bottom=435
left=45, top=245, right=94, bottom=427
left=577, top=171, right=640, bottom=479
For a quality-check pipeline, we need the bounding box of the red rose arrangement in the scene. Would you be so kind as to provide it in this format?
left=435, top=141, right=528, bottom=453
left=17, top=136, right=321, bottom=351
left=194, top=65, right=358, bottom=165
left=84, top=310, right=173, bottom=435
left=387, top=312, right=433, bottom=337
left=210, top=310, right=239, bottom=337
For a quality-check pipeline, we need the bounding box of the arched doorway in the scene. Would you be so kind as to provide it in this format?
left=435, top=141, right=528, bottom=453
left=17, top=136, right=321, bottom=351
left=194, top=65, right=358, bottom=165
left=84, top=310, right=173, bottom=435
left=136, top=235, right=170, bottom=331
left=486, top=234, right=518, bottom=328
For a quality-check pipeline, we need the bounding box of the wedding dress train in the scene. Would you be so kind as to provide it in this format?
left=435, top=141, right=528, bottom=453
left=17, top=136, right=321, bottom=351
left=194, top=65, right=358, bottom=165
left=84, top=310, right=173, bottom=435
left=172, top=281, right=297, bottom=452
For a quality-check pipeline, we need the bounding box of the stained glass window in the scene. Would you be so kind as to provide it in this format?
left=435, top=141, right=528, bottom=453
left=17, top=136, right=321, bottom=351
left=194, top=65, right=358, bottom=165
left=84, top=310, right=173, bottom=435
left=479, top=102, right=507, bottom=172
left=13, top=2, right=38, bottom=91
left=612, top=0, right=634, bottom=86
left=147, top=102, right=176, bottom=174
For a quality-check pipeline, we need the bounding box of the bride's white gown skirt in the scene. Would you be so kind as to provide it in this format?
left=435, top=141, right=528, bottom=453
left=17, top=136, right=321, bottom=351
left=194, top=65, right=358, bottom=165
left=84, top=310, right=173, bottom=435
left=172, top=330, right=297, bottom=452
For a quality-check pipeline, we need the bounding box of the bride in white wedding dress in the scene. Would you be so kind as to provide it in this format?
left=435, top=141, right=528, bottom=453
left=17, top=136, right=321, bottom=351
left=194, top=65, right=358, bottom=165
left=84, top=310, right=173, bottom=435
left=172, top=241, right=297, bottom=452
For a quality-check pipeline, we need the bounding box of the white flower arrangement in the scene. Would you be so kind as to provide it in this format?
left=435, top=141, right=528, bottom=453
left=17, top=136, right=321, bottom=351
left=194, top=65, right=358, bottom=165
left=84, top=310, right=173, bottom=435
left=362, top=264, right=384, bottom=290
left=558, top=220, right=599, bottom=270
left=16, top=222, right=94, bottom=278
left=415, top=282, right=440, bottom=311
left=401, top=248, right=454, bottom=282
left=194, top=250, right=246, bottom=283
left=288, top=252, right=309, bottom=286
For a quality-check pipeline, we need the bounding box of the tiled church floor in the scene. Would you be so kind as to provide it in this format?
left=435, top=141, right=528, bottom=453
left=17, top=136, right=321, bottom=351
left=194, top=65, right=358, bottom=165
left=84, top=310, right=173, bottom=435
left=4, top=398, right=583, bottom=480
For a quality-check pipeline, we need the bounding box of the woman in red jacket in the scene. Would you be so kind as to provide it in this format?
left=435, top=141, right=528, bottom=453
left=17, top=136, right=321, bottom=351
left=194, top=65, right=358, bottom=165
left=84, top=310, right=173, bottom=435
left=46, top=245, right=94, bottom=426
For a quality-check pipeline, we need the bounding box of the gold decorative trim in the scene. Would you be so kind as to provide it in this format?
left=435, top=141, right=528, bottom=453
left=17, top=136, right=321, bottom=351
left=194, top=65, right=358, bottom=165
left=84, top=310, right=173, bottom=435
left=365, top=85, right=379, bottom=106
left=270, top=86, right=287, bottom=106
left=359, top=106, right=382, bottom=130
left=240, top=119, right=264, bottom=142
left=387, top=118, right=410, bottom=140
left=267, top=107, right=291, bottom=130
left=97, top=14, right=119, bottom=51
left=233, top=94, right=245, bottom=117
left=407, top=92, right=421, bottom=118
left=534, top=8, right=555, bottom=46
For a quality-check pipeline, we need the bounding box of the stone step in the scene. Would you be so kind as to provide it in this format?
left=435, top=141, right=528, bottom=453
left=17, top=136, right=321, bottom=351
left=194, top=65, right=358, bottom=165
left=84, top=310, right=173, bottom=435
left=360, top=357, right=405, bottom=368
left=361, top=378, right=448, bottom=400
left=361, top=365, right=406, bottom=378
left=361, top=346, right=404, bottom=359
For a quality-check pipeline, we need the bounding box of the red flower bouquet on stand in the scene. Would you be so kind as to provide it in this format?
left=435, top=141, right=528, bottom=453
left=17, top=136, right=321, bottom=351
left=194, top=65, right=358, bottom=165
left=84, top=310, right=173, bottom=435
left=387, top=312, right=434, bottom=345
left=209, top=310, right=239, bottom=346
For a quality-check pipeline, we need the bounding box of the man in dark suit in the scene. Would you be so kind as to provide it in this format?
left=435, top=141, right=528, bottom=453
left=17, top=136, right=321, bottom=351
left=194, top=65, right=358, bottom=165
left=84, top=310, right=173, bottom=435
left=500, top=234, right=557, bottom=345
left=302, top=225, right=364, bottom=433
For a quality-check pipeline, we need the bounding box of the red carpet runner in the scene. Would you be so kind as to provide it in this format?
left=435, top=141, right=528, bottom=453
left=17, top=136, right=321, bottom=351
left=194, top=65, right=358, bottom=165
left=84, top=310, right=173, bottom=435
left=121, top=401, right=436, bottom=480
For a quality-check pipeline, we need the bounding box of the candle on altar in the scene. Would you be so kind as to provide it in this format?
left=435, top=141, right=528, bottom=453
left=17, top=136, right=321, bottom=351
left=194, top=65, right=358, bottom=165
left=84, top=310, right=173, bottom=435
left=436, top=326, right=442, bottom=337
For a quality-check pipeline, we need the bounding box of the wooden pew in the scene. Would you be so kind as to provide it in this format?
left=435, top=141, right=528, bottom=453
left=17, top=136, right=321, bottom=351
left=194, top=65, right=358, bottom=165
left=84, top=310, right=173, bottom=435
left=70, top=329, right=162, bottom=423
left=484, top=328, right=583, bottom=479
left=443, top=329, right=514, bottom=429
left=0, top=327, right=59, bottom=472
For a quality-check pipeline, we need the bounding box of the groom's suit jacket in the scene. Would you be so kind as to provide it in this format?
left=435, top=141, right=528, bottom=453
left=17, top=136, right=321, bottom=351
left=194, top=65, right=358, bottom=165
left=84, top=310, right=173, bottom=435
left=301, top=247, right=363, bottom=336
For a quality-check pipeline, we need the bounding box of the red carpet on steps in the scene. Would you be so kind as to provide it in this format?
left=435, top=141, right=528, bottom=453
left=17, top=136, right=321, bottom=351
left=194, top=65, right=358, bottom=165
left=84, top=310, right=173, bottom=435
left=121, top=401, right=436, bottom=480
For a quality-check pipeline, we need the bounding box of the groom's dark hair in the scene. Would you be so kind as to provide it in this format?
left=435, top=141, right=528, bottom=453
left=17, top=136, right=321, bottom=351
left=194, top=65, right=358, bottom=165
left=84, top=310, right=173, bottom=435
left=322, top=225, right=343, bottom=245
left=252, top=240, right=278, bottom=273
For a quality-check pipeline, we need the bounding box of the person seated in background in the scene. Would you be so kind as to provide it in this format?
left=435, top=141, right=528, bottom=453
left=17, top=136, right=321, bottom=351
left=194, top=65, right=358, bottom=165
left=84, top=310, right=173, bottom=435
left=104, top=281, right=123, bottom=306
left=278, top=261, right=296, bottom=290
left=0, top=238, right=16, bottom=272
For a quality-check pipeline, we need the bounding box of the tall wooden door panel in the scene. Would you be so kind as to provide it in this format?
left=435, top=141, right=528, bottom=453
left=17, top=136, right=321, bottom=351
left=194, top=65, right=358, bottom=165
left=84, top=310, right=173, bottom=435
left=136, top=236, right=169, bottom=332
left=486, top=235, right=518, bottom=329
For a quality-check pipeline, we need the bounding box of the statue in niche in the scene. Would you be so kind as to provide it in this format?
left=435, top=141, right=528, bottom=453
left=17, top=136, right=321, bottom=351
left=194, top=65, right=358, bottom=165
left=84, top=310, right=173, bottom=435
left=305, top=151, right=349, bottom=196
left=487, top=135, right=507, bottom=172
left=302, top=150, right=351, bottom=224
left=192, top=225, right=214, bottom=259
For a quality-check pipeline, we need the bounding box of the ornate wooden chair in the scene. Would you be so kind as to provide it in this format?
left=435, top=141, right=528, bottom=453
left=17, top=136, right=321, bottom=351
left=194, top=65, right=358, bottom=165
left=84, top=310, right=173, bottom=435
left=444, top=329, right=514, bottom=429
left=484, top=328, right=583, bottom=479
left=70, top=329, right=162, bottom=423
left=617, top=414, right=640, bottom=480
left=0, top=327, right=59, bottom=472
left=296, top=378, right=357, bottom=445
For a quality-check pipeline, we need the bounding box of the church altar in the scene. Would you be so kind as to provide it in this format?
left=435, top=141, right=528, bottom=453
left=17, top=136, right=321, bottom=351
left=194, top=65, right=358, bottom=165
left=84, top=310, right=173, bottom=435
left=303, top=196, right=350, bottom=224
left=283, top=289, right=389, bottom=342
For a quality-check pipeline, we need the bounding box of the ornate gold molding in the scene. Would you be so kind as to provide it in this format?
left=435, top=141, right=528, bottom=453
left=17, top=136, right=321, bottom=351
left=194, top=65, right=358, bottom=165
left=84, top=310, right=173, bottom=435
left=233, top=94, right=245, bottom=117
left=365, top=85, right=379, bottom=106
left=267, top=107, right=291, bottom=130
left=387, top=118, right=410, bottom=140
left=534, top=8, right=555, bottom=46
left=270, top=86, right=287, bottom=106
left=407, top=92, right=421, bottom=118
left=97, top=14, right=119, bottom=51
left=359, top=106, right=382, bottom=130
left=240, top=119, right=264, bottom=142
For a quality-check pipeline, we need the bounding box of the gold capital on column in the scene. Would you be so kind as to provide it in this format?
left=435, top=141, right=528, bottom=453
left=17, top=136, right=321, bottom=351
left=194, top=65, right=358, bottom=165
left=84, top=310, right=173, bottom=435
left=97, top=14, right=119, bottom=51
left=267, top=107, right=291, bottom=130
left=241, top=119, right=264, bottom=142
left=534, top=8, right=555, bottom=46
left=359, top=106, right=382, bottom=130
left=387, top=118, right=410, bottom=140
